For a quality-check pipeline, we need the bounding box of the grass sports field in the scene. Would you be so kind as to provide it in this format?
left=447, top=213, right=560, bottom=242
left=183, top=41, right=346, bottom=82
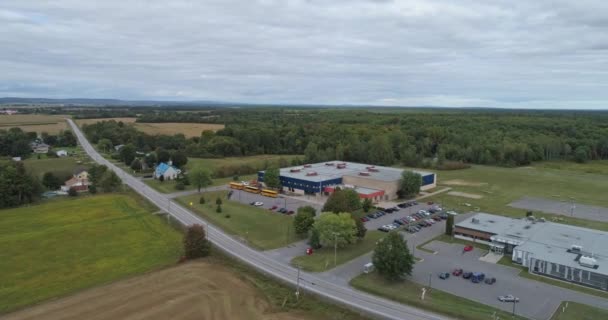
left=176, top=191, right=301, bottom=250
left=76, top=118, right=224, bottom=137
left=426, top=162, right=608, bottom=231
left=0, top=193, right=182, bottom=314
left=291, top=231, right=385, bottom=272
left=350, top=273, right=527, bottom=320
left=550, top=301, right=608, bottom=320
left=0, top=114, right=68, bottom=134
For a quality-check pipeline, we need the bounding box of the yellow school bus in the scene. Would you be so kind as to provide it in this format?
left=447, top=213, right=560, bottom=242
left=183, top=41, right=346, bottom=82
left=261, top=189, right=279, bottom=198
left=244, top=185, right=260, bottom=194
left=229, top=182, right=244, bottom=190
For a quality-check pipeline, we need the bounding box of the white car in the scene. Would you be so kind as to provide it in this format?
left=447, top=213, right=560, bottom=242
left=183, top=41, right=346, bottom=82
left=241, top=181, right=250, bottom=186
left=253, top=201, right=264, bottom=206
left=498, top=294, right=520, bottom=303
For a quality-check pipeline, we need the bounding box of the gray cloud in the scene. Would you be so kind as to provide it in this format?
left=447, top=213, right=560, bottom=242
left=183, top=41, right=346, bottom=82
left=0, top=0, right=607, bottom=108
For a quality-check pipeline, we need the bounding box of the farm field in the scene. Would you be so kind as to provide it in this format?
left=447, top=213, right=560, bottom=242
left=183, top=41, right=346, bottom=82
left=291, top=231, right=385, bottom=272
left=350, top=273, right=527, bottom=320
left=550, top=301, right=608, bottom=320
left=0, top=193, right=182, bottom=314
left=3, top=257, right=367, bottom=320
left=176, top=191, right=301, bottom=250
left=0, top=114, right=68, bottom=134
left=76, top=117, right=224, bottom=137
left=426, top=163, right=608, bottom=231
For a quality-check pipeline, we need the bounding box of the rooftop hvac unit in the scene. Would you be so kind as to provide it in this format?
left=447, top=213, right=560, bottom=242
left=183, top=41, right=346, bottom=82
left=337, top=163, right=346, bottom=169
left=325, top=162, right=334, bottom=166
left=303, top=164, right=312, bottom=168
left=290, top=168, right=301, bottom=173
left=579, top=256, right=598, bottom=268
left=306, top=171, right=318, bottom=176
left=571, top=245, right=583, bottom=252
left=471, top=218, right=479, bottom=224
left=366, top=166, right=379, bottom=172
left=359, top=171, right=370, bottom=176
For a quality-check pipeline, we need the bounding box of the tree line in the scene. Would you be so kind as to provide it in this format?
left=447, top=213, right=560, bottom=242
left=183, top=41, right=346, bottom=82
left=0, top=128, right=77, bottom=158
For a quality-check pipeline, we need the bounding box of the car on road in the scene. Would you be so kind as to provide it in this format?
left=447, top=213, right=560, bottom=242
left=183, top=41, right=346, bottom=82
left=462, top=272, right=473, bottom=279
left=452, top=268, right=463, bottom=276
left=498, top=295, right=519, bottom=303
left=485, top=277, right=496, bottom=285
left=439, top=272, right=450, bottom=279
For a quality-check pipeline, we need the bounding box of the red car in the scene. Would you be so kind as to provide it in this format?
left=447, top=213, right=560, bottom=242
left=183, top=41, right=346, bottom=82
left=427, top=201, right=434, bottom=205
left=463, top=245, right=474, bottom=252
left=452, top=268, right=463, bottom=276
left=270, top=205, right=278, bottom=210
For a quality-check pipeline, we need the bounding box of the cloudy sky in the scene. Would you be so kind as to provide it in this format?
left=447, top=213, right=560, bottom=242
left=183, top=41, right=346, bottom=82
left=1, top=0, right=607, bottom=108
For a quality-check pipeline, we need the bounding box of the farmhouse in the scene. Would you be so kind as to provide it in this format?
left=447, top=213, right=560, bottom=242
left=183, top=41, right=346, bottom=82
left=455, top=213, right=608, bottom=291
left=154, top=162, right=181, bottom=180
left=31, top=142, right=50, bottom=154
left=61, top=168, right=90, bottom=192
left=258, top=161, right=436, bottom=201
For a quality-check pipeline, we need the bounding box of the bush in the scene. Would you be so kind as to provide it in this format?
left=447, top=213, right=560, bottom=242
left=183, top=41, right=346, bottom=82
left=89, top=185, right=97, bottom=194
left=175, top=182, right=185, bottom=190
left=183, top=224, right=211, bottom=259
left=199, top=196, right=206, bottom=204
left=225, top=214, right=231, bottom=219
left=68, top=187, right=78, bottom=197
left=216, top=204, right=222, bottom=213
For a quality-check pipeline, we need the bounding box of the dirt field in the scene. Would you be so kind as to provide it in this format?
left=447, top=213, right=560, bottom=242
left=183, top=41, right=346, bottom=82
left=442, top=179, right=488, bottom=187
left=447, top=191, right=483, bottom=199
left=0, top=114, right=68, bottom=134
left=76, top=118, right=224, bottom=137
left=1, top=261, right=314, bottom=320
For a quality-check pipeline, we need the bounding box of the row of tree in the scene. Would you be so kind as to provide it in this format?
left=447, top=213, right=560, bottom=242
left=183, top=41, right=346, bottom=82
left=0, top=162, right=41, bottom=208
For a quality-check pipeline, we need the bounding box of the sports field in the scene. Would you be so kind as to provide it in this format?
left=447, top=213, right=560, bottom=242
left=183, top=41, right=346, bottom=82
left=0, top=193, right=182, bottom=313
left=0, top=114, right=68, bottom=134
left=76, top=118, right=224, bottom=137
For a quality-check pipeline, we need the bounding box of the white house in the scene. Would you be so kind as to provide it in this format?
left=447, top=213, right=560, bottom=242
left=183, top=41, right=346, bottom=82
left=56, top=150, right=68, bottom=157
left=154, top=162, right=181, bottom=180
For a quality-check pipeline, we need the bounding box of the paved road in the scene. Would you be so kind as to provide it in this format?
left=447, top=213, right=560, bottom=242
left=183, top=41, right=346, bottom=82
left=67, top=119, right=452, bottom=320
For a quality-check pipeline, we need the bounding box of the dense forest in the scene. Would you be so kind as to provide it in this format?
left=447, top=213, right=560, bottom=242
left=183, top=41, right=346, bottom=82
left=83, top=108, right=608, bottom=168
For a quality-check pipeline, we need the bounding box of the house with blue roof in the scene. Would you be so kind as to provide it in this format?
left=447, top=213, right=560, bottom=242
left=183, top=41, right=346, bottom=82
left=154, top=162, right=181, bottom=180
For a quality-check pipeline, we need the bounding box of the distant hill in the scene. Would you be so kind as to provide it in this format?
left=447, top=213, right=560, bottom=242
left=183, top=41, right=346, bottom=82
left=0, top=97, right=232, bottom=107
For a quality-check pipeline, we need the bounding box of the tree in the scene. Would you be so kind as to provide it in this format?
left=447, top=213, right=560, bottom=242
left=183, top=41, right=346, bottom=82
left=171, top=151, right=188, bottom=168
left=294, top=208, right=316, bottom=235
left=362, top=198, right=373, bottom=213
left=100, top=170, right=121, bottom=192
left=156, top=148, right=171, bottom=164
left=309, top=227, right=322, bottom=249
left=313, top=212, right=357, bottom=247
left=354, top=217, right=367, bottom=239
left=304, top=142, right=319, bottom=163
left=216, top=204, right=222, bottom=213
left=144, top=153, right=157, bottom=168
left=183, top=224, right=211, bottom=259
left=264, top=166, right=281, bottom=189
left=398, top=171, right=422, bottom=199
left=88, top=164, right=108, bottom=185
left=98, top=138, right=113, bottom=153
left=216, top=196, right=223, bottom=205
left=574, top=146, right=589, bottom=163
left=68, top=187, right=78, bottom=197
left=199, top=196, right=206, bottom=204
left=445, top=214, right=454, bottom=235
left=42, top=172, right=61, bottom=190
left=119, top=144, right=136, bottom=165
left=322, top=189, right=362, bottom=213
left=130, top=158, right=142, bottom=172
left=189, top=167, right=212, bottom=193
left=368, top=136, right=395, bottom=165
left=372, top=232, right=415, bottom=280
left=89, top=184, right=97, bottom=194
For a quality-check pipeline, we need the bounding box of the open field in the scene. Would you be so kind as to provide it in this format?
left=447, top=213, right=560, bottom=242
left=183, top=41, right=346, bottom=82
left=0, top=114, right=68, bottom=134
left=291, top=231, right=385, bottom=272
left=535, top=160, right=608, bottom=176
left=144, top=174, right=256, bottom=194
left=426, top=164, right=608, bottom=231
left=187, top=154, right=301, bottom=172
left=0, top=193, right=182, bottom=314
left=76, top=118, right=224, bottom=137
left=550, top=301, right=608, bottom=320
left=22, top=156, right=81, bottom=179
left=350, top=273, right=526, bottom=320
left=176, top=191, right=302, bottom=250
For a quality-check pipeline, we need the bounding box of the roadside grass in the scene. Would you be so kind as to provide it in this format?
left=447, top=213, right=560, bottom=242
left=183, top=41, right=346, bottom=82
left=426, top=164, right=608, bottom=231
left=291, top=231, right=385, bottom=272
left=176, top=191, right=302, bottom=250
left=350, top=273, right=527, bottom=320
left=550, top=301, right=608, bottom=320
left=497, top=256, right=608, bottom=300
left=210, top=253, right=369, bottom=320
left=0, top=193, right=182, bottom=314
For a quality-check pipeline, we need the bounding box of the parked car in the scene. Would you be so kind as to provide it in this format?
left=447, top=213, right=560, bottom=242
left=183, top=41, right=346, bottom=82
left=463, top=245, right=474, bottom=252
left=439, top=272, right=450, bottom=279
left=360, top=217, right=369, bottom=222
left=249, top=201, right=256, bottom=205
left=278, top=208, right=288, bottom=213
left=452, top=268, right=463, bottom=276
left=462, top=272, right=473, bottom=279
left=471, top=272, right=486, bottom=283
left=398, top=203, right=407, bottom=208
left=270, top=205, right=278, bottom=210
left=253, top=201, right=264, bottom=206
left=498, top=295, right=519, bottom=303
left=412, top=201, right=418, bottom=205
left=439, top=213, right=448, bottom=219
left=485, top=277, right=496, bottom=285
left=287, top=210, right=295, bottom=215
left=367, top=214, right=376, bottom=219
left=393, top=219, right=404, bottom=225
left=427, top=201, right=434, bottom=205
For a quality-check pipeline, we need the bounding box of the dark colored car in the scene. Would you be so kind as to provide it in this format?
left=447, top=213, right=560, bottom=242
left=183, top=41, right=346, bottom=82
left=249, top=202, right=256, bottom=205
left=287, top=210, right=295, bottom=215
left=439, top=213, right=448, bottom=219
left=278, top=208, right=288, bottom=213
left=485, top=277, right=496, bottom=285
left=462, top=272, right=473, bottom=279
left=398, top=203, right=407, bottom=208
left=433, top=216, right=442, bottom=221
left=367, top=214, right=375, bottom=219
left=439, top=272, right=450, bottom=279
left=360, top=217, right=369, bottom=222
left=452, top=268, right=463, bottom=276
left=393, top=219, right=403, bottom=225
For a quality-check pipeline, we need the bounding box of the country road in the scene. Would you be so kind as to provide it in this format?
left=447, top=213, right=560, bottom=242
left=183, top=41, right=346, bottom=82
left=68, top=119, right=452, bottom=320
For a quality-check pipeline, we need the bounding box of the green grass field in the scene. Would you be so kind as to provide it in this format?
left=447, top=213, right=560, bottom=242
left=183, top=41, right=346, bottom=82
left=350, top=273, right=527, bottom=320
left=186, top=154, right=301, bottom=172
left=176, top=191, right=302, bottom=250
left=144, top=174, right=256, bottom=194
left=0, top=193, right=182, bottom=314
left=291, top=231, right=385, bottom=272
left=550, top=301, right=608, bottom=320
left=426, top=163, right=608, bottom=231
left=22, top=157, right=81, bottom=179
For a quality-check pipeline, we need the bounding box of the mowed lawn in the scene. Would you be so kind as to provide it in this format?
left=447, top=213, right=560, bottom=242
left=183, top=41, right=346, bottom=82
left=292, top=231, right=385, bottom=272
left=551, top=301, right=608, bottom=320
left=426, top=163, right=608, bottom=231
left=176, top=191, right=301, bottom=250
left=0, top=194, right=182, bottom=314
left=350, top=273, right=527, bottom=320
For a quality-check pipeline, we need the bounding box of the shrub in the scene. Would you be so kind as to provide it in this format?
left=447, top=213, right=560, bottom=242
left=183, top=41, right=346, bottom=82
left=225, top=214, right=231, bottom=219
left=89, top=185, right=97, bottom=194
left=183, top=224, right=211, bottom=259
left=199, top=196, right=206, bottom=204
left=216, top=204, right=222, bottom=213
left=68, top=187, right=78, bottom=197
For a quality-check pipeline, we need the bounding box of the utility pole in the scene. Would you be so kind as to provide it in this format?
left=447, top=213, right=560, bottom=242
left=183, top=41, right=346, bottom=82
left=428, top=272, right=432, bottom=290
left=295, top=265, right=301, bottom=300
left=512, top=300, right=516, bottom=316
left=570, top=197, right=575, bottom=217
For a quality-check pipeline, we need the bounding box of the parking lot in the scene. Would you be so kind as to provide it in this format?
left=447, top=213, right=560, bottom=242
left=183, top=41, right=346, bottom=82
left=228, top=189, right=323, bottom=215
left=362, top=201, right=442, bottom=230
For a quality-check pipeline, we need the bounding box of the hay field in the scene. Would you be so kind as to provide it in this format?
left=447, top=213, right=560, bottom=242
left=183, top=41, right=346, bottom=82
left=76, top=118, right=224, bottom=137
left=0, top=114, right=68, bottom=134
left=2, top=261, right=316, bottom=320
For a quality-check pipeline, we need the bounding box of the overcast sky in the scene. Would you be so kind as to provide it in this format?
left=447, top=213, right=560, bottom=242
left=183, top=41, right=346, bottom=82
left=1, top=0, right=607, bottom=108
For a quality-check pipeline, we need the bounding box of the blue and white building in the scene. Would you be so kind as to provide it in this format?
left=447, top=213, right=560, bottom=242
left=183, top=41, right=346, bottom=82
left=154, top=162, right=181, bottom=180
